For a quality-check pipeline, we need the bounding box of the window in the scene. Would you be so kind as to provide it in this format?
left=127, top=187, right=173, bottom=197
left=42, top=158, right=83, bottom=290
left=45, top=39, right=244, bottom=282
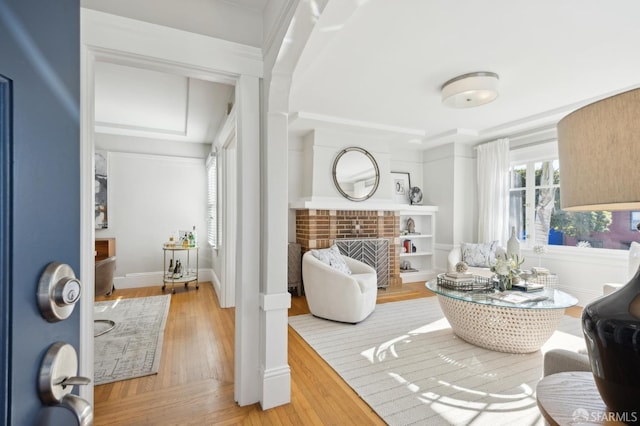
left=509, top=155, right=638, bottom=250
left=206, top=152, right=217, bottom=248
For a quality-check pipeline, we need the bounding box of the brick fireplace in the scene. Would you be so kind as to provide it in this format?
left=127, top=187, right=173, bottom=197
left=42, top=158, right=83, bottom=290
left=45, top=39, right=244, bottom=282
left=295, top=209, right=401, bottom=287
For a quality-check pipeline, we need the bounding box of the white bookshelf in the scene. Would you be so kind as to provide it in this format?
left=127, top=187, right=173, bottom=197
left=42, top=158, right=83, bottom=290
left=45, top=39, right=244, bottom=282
left=399, top=206, right=437, bottom=283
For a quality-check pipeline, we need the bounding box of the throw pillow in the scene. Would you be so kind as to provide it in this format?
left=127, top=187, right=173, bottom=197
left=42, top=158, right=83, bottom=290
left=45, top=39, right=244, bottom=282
left=310, top=245, right=352, bottom=275
left=461, top=241, right=498, bottom=267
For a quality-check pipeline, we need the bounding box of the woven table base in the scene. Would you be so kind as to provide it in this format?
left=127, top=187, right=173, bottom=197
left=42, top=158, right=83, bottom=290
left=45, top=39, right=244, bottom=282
left=436, top=295, right=565, bottom=353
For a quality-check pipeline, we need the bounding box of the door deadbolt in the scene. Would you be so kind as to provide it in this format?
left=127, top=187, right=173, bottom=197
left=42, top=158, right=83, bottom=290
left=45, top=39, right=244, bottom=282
left=37, top=262, right=82, bottom=322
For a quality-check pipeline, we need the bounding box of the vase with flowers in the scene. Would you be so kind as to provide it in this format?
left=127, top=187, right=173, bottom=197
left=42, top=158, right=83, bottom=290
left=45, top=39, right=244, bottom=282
left=491, top=253, right=525, bottom=291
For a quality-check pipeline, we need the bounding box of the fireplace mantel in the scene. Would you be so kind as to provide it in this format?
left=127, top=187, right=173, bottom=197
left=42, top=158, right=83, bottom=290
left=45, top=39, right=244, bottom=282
left=293, top=200, right=438, bottom=288
left=289, top=197, right=437, bottom=213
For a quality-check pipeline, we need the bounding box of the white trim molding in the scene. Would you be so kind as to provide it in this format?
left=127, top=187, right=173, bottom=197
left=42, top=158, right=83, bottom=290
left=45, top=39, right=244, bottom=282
left=81, top=8, right=263, bottom=79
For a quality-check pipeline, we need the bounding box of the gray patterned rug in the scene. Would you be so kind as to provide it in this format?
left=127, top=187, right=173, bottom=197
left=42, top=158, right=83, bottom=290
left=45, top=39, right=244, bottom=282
left=94, top=295, right=171, bottom=385
left=289, top=297, right=584, bottom=426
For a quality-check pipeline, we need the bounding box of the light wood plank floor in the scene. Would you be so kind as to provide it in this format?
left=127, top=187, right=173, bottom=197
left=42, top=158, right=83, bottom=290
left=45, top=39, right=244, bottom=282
left=94, top=281, right=582, bottom=425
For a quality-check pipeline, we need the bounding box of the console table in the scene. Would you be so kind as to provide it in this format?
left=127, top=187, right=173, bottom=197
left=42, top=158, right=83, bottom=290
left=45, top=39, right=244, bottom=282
left=426, top=280, right=578, bottom=353
left=536, top=371, right=627, bottom=425
left=95, top=237, right=115, bottom=261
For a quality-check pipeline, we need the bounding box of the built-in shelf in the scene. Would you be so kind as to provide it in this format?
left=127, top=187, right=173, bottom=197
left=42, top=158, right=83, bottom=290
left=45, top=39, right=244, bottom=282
left=400, top=251, right=434, bottom=257
left=399, top=210, right=437, bottom=284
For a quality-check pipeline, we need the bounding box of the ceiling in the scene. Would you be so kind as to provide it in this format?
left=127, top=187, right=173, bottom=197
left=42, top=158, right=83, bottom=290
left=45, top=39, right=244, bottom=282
left=289, top=0, right=640, bottom=149
left=91, top=0, right=640, bottom=150
left=94, top=62, right=233, bottom=144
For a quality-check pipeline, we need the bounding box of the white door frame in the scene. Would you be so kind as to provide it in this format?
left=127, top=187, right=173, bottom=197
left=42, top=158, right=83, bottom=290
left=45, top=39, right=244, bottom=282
left=222, top=133, right=237, bottom=307
left=79, top=8, right=263, bottom=406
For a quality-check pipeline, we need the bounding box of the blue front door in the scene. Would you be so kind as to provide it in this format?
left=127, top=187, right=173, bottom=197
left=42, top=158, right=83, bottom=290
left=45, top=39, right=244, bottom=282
left=0, top=1, right=82, bottom=424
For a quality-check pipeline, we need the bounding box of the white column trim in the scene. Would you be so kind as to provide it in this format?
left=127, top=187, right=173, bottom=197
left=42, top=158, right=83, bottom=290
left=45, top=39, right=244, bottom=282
left=260, top=292, right=292, bottom=311
left=234, top=74, right=261, bottom=406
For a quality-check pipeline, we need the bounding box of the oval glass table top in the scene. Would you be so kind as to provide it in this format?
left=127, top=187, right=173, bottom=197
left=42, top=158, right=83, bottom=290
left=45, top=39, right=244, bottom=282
left=426, top=279, right=578, bottom=310
left=332, top=147, right=380, bottom=201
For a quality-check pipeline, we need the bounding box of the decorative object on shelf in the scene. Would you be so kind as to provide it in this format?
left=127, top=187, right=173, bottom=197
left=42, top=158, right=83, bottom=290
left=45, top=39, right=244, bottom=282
left=409, top=186, right=423, bottom=205
left=491, top=253, right=524, bottom=291
left=506, top=226, right=521, bottom=257
left=406, top=217, right=415, bottom=234
left=391, top=171, right=411, bottom=204
left=557, top=87, right=640, bottom=414
left=455, top=261, right=468, bottom=273
left=173, top=260, right=183, bottom=278
left=332, top=146, right=380, bottom=202
left=189, top=225, right=197, bottom=247
left=532, top=243, right=548, bottom=267
left=403, top=239, right=412, bottom=254
left=400, top=260, right=413, bottom=271
left=164, top=237, right=175, bottom=248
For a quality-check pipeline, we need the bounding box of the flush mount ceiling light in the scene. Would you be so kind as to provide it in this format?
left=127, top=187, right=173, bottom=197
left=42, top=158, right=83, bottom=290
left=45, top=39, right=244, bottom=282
left=441, top=71, right=499, bottom=108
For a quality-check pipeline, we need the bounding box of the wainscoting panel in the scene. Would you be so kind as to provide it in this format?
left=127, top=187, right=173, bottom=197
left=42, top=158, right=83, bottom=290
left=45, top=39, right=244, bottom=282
left=336, top=238, right=390, bottom=288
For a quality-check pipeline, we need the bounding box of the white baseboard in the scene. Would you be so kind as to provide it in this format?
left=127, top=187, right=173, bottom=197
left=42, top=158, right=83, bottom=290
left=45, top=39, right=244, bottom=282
left=113, top=269, right=214, bottom=290
left=260, top=365, right=291, bottom=410
left=211, top=268, right=222, bottom=299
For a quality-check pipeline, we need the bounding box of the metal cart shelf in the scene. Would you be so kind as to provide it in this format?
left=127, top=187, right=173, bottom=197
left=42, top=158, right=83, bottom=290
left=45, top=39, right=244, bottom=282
left=162, top=245, right=199, bottom=294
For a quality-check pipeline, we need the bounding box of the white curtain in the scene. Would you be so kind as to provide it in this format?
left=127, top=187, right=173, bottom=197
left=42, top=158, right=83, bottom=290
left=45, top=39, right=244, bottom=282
left=477, top=138, right=510, bottom=245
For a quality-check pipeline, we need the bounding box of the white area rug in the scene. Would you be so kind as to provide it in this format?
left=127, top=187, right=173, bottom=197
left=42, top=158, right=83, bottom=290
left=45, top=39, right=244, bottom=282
left=94, top=295, right=171, bottom=385
left=288, top=297, right=584, bottom=426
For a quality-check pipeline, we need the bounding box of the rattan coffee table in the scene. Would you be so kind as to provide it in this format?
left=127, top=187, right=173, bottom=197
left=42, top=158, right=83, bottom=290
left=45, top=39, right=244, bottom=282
left=426, top=279, right=578, bottom=353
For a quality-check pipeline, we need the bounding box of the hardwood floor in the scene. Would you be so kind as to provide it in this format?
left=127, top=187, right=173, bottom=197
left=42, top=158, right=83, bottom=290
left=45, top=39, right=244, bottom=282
left=94, top=281, right=581, bottom=425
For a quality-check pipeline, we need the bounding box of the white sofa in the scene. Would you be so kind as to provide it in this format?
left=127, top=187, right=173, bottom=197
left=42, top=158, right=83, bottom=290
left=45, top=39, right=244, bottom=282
left=447, top=243, right=506, bottom=278
left=302, top=251, right=377, bottom=323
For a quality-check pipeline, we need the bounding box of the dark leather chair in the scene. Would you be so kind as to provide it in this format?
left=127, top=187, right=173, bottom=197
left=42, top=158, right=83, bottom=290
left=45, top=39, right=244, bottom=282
left=95, top=256, right=116, bottom=336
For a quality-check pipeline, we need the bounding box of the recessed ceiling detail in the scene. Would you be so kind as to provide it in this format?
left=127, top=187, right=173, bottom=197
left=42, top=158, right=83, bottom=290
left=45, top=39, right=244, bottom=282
left=94, top=62, right=234, bottom=144
left=95, top=62, right=188, bottom=134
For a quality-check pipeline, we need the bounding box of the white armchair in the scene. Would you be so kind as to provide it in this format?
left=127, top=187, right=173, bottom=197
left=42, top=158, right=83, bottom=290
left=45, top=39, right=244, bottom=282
left=302, top=251, right=377, bottom=323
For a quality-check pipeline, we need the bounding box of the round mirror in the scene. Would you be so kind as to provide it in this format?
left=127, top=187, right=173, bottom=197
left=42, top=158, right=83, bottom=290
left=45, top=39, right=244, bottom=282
left=332, top=147, right=380, bottom=201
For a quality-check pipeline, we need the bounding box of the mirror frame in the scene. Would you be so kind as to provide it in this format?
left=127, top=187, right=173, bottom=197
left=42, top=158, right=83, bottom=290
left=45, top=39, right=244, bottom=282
left=332, top=147, right=380, bottom=202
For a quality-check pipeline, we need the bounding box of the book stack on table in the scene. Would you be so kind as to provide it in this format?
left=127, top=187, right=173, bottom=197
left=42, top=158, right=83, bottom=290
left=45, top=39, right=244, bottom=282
left=512, top=282, right=545, bottom=292
left=444, top=271, right=474, bottom=283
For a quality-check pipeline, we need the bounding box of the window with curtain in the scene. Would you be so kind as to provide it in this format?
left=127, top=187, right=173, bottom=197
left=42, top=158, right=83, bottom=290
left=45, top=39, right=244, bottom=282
left=509, top=157, right=638, bottom=250
left=207, top=152, right=217, bottom=248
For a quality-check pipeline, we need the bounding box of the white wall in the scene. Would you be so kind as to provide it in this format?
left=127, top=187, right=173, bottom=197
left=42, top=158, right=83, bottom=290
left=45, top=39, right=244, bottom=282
left=308, top=128, right=392, bottom=201
left=95, top=141, right=210, bottom=287
left=287, top=128, right=427, bottom=241
left=288, top=128, right=426, bottom=204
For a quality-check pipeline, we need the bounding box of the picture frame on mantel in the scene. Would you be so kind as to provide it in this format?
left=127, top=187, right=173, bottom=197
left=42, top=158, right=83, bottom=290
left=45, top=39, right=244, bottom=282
left=391, top=171, right=411, bottom=204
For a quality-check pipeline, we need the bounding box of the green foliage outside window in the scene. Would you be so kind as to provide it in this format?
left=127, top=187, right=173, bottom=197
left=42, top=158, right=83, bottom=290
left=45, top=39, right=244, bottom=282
left=511, top=161, right=613, bottom=243
left=550, top=210, right=612, bottom=239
